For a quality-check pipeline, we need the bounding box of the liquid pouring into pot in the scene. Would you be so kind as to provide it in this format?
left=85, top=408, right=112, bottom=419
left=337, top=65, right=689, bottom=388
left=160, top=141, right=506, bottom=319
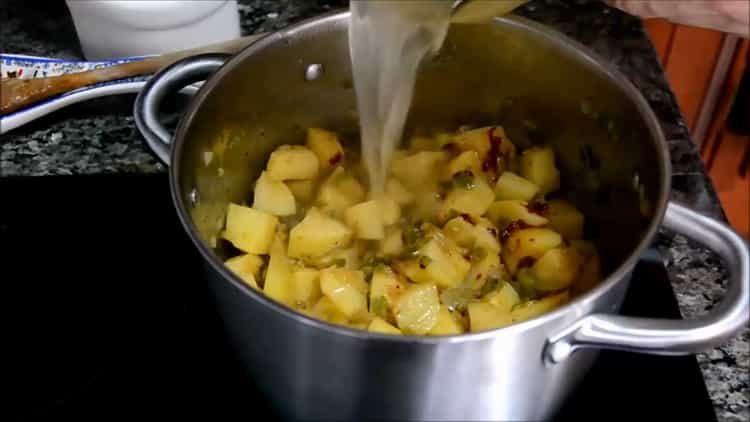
left=349, top=0, right=528, bottom=194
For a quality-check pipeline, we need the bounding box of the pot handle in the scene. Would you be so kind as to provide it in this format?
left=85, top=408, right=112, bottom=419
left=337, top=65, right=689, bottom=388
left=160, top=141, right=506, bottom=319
left=545, top=201, right=749, bottom=364
left=134, top=54, right=230, bottom=165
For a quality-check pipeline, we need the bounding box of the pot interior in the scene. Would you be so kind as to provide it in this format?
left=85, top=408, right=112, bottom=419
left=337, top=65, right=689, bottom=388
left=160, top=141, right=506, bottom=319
left=176, top=13, right=667, bottom=280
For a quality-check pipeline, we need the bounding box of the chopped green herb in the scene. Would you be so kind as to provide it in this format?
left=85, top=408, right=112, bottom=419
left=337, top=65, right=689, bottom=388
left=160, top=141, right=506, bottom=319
left=451, top=170, right=476, bottom=190
left=371, top=296, right=390, bottom=320
left=333, top=258, right=347, bottom=268
left=471, top=247, right=488, bottom=262
left=480, top=277, right=500, bottom=296
left=402, top=225, right=425, bottom=250
left=516, top=270, right=538, bottom=300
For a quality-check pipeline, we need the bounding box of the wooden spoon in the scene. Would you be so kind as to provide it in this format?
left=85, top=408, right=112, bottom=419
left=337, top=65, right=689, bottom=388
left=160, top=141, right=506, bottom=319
left=0, top=33, right=267, bottom=116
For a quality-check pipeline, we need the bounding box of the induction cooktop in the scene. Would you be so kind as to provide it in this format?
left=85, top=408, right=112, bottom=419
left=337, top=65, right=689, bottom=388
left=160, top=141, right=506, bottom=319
left=2, top=174, right=717, bottom=421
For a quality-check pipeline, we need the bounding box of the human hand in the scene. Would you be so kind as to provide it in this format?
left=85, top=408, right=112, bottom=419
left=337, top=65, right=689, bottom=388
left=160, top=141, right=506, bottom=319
left=605, top=1, right=749, bottom=37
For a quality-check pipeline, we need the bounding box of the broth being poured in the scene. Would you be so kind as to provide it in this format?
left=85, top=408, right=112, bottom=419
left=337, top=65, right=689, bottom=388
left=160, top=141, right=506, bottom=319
left=348, top=0, right=453, bottom=194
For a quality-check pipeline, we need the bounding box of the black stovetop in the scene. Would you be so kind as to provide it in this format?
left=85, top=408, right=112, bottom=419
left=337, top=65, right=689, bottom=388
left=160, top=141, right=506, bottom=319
left=2, top=174, right=716, bottom=421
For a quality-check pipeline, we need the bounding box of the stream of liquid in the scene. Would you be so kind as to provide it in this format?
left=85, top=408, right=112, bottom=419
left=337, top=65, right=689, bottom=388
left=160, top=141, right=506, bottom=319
left=348, top=0, right=454, bottom=194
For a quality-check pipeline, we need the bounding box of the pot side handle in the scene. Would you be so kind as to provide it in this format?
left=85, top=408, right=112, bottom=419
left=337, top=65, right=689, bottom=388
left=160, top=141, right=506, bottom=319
left=545, top=201, right=749, bottom=364
left=134, top=54, right=230, bottom=165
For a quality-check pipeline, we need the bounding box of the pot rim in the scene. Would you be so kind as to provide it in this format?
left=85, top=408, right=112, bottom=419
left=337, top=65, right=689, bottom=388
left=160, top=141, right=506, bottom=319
left=169, top=10, right=672, bottom=343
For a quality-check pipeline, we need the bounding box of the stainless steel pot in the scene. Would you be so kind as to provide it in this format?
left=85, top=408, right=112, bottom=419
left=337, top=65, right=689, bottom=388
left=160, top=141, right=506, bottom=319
left=134, top=12, right=749, bottom=421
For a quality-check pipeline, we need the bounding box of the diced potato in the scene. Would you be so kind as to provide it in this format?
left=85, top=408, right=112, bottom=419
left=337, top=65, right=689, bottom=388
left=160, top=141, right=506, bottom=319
left=253, top=171, right=296, bottom=216
left=511, top=291, right=570, bottom=322
left=483, top=281, right=521, bottom=312
left=474, top=217, right=501, bottom=252
left=440, top=177, right=495, bottom=220
left=429, top=306, right=465, bottom=335
left=445, top=150, right=482, bottom=180
left=495, top=171, right=539, bottom=201
left=311, top=296, right=349, bottom=326
left=385, top=178, right=415, bottom=205
left=292, top=268, right=321, bottom=307
left=267, top=145, right=320, bottom=181
left=411, top=187, right=442, bottom=222
left=546, top=200, right=585, bottom=240
left=370, top=267, right=407, bottom=312
left=531, top=247, right=584, bottom=292
left=452, top=127, right=493, bottom=157
left=443, top=216, right=500, bottom=253
left=468, top=302, right=513, bottom=332
left=453, top=126, right=515, bottom=165
left=519, top=147, right=560, bottom=196
left=502, top=228, right=562, bottom=274
left=288, top=207, right=352, bottom=259
left=264, top=237, right=294, bottom=306
left=319, top=267, right=368, bottom=318
left=345, top=200, right=385, bottom=240
left=309, top=245, right=361, bottom=269
left=380, top=228, right=405, bottom=256
left=306, top=128, right=344, bottom=170
left=368, top=317, right=402, bottom=335
left=394, top=283, right=440, bottom=335
left=397, top=236, right=471, bottom=288
left=391, top=151, right=448, bottom=190
left=222, top=203, right=278, bottom=254
left=443, top=215, right=477, bottom=248
left=379, top=197, right=401, bottom=226
left=466, top=251, right=502, bottom=291
left=486, top=200, right=549, bottom=227
left=316, top=167, right=366, bottom=213
left=224, top=254, right=264, bottom=290
left=409, top=135, right=436, bottom=152
left=286, top=179, right=317, bottom=204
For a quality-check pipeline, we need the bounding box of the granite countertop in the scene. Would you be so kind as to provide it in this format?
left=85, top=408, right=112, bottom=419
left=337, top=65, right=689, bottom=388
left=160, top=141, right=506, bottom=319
left=1, top=0, right=747, bottom=420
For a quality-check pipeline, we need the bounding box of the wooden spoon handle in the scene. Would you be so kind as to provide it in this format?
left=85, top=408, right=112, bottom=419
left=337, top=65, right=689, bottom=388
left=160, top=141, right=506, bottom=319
left=0, top=33, right=266, bottom=116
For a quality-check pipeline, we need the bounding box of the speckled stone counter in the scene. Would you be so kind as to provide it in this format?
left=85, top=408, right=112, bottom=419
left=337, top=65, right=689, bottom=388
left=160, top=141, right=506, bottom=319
left=1, top=0, right=747, bottom=420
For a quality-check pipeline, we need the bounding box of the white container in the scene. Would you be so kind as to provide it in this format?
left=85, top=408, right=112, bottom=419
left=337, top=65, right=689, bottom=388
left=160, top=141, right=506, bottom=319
left=65, top=1, right=241, bottom=60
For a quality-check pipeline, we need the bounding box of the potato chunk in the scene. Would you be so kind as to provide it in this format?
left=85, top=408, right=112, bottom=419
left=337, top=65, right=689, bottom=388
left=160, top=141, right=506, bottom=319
left=531, top=247, right=584, bottom=292
left=391, top=151, right=448, bottom=190
left=429, top=306, right=466, bottom=335
left=440, top=177, right=495, bottom=220
left=306, top=128, right=344, bottom=170
left=222, top=203, right=278, bottom=254
left=380, top=228, right=405, bottom=256
left=316, top=167, right=366, bottom=213
left=224, top=254, right=264, bottom=290
left=396, top=236, right=471, bottom=289
left=264, top=237, right=294, bottom=306
left=292, top=268, right=321, bottom=308
left=501, top=228, right=562, bottom=274
left=320, top=267, right=368, bottom=318
left=368, top=317, right=402, bottom=335
left=267, top=145, right=319, bottom=181
left=511, top=291, right=569, bottom=322
left=468, top=302, right=513, bottom=332
left=288, top=207, right=352, bottom=259
left=445, top=150, right=482, bottom=179
left=385, top=178, right=415, bottom=205
left=253, top=171, right=296, bottom=216
left=482, top=281, right=520, bottom=312
left=494, top=171, right=539, bottom=201
left=394, top=284, right=440, bottom=335
left=546, top=199, right=585, bottom=240
left=486, top=200, right=549, bottom=227
left=345, top=200, right=385, bottom=240
left=519, top=147, right=560, bottom=196
left=286, top=179, right=317, bottom=204
left=311, top=296, right=349, bottom=326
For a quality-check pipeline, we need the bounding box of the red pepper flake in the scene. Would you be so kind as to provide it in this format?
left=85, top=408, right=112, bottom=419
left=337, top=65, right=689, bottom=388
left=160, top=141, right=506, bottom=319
left=517, top=256, right=536, bottom=270
left=481, top=127, right=504, bottom=177
left=329, top=152, right=343, bottom=166
left=487, top=227, right=498, bottom=238
left=500, top=220, right=531, bottom=243
left=526, top=200, right=549, bottom=216
left=460, top=213, right=474, bottom=224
